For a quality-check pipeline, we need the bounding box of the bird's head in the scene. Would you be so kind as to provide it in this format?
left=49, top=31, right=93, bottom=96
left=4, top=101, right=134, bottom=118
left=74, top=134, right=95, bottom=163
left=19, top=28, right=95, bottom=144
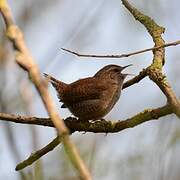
left=94, top=64, right=132, bottom=82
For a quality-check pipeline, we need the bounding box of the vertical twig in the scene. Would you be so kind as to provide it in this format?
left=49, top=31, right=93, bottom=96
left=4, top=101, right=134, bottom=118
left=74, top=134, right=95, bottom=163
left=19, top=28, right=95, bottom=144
left=0, top=1, right=91, bottom=179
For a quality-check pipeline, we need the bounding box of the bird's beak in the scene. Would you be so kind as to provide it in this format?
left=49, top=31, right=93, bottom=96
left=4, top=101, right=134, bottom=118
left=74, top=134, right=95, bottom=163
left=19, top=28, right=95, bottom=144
left=122, top=64, right=133, bottom=70
left=121, top=64, right=133, bottom=76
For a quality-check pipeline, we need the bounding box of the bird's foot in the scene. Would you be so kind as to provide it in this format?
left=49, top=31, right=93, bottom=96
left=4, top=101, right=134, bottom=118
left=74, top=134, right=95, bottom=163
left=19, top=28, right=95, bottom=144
left=97, top=118, right=107, bottom=122
left=89, top=118, right=107, bottom=123
left=65, top=116, right=77, bottom=121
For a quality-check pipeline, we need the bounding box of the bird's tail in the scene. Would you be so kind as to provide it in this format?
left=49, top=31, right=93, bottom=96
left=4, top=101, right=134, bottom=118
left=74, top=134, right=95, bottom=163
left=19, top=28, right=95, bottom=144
left=43, top=73, right=67, bottom=92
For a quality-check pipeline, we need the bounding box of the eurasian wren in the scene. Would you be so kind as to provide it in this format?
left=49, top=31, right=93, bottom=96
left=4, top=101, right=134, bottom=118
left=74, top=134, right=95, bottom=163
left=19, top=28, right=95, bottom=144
left=44, top=64, right=132, bottom=121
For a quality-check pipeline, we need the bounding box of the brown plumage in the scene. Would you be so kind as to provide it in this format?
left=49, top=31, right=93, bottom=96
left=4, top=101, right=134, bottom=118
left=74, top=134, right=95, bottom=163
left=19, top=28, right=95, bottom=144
left=44, top=64, right=132, bottom=121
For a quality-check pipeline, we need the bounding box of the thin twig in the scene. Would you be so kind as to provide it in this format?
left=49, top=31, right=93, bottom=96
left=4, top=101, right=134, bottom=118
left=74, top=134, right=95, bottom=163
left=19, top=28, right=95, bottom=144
left=123, top=69, right=147, bottom=89
left=61, top=40, right=180, bottom=59
left=0, top=1, right=91, bottom=179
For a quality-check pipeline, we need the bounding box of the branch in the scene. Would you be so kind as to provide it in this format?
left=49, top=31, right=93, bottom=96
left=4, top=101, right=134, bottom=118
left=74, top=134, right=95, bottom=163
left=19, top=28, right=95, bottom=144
left=0, top=1, right=91, bottom=179
left=0, top=113, right=52, bottom=126
left=0, top=102, right=174, bottom=169
left=122, top=68, right=147, bottom=89
left=121, top=0, right=180, bottom=118
left=0, top=103, right=173, bottom=133
left=15, top=136, right=61, bottom=171
left=61, top=40, right=180, bottom=59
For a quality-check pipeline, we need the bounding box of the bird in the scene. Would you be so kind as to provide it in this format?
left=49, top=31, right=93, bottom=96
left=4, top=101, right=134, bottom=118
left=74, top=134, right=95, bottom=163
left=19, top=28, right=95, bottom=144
left=44, top=64, right=132, bottom=121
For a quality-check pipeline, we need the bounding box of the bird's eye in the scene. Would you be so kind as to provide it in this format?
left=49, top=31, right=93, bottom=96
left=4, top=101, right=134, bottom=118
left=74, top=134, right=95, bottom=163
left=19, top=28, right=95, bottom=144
left=113, top=68, right=119, bottom=72
left=110, top=68, right=119, bottom=79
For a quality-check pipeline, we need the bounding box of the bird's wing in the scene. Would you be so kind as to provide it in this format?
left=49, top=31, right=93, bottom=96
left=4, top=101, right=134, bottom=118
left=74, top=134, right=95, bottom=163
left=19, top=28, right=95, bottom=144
left=60, top=77, right=107, bottom=105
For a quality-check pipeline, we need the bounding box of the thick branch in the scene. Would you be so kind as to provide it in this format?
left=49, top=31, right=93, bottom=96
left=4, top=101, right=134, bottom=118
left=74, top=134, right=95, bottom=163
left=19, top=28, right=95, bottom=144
left=0, top=103, right=173, bottom=133
left=0, top=1, right=91, bottom=179
left=0, top=103, right=174, bottom=169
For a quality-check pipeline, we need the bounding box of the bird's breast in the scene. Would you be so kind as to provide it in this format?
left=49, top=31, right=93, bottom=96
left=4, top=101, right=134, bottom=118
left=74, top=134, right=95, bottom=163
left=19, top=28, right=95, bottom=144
left=102, top=84, right=122, bottom=112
